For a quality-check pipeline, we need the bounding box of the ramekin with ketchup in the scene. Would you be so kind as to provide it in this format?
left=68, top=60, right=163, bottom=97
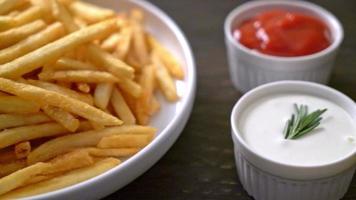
left=224, top=0, right=343, bottom=93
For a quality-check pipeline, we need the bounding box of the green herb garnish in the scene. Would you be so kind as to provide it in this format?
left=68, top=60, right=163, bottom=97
left=284, top=104, right=327, bottom=140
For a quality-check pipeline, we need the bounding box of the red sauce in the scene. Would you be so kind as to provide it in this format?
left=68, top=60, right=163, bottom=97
left=234, top=10, right=331, bottom=57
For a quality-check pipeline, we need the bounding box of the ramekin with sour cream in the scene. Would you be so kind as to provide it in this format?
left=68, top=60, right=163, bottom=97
left=231, top=81, right=356, bottom=200
left=224, top=0, right=344, bottom=93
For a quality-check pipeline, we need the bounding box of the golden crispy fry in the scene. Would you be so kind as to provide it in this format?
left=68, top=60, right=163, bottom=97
left=0, top=22, right=65, bottom=64
left=45, top=150, right=94, bottom=174
left=76, top=83, right=91, bottom=93
left=24, top=173, right=58, bottom=185
left=0, top=113, right=51, bottom=130
left=0, top=19, right=117, bottom=78
left=28, top=125, right=156, bottom=164
left=87, top=44, right=135, bottom=79
left=28, top=79, right=94, bottom=105
left=39, top=70, right=120, bottom=83
left=89, top=121, right=105, bottom=131
left=79, top=147, right=139, bottom=158
left=0, top=78, right=122, bottom=126
left=94, top=83, right=113, bottom=110
left=118, top=78, right=142, bottom=98
left=152, top=52, right=179, bottom=101
left=136, top=65, right=155, bottom=125
left=114, top=26, right=132, bottom=59
left=74, top=17, right=87, bottom=28
left=97, top=134, right=154, bottom=149
left=132, top=25, right=149, bottom=66
left=111, top=88, right=136, bottom=125
left=53, top=58, right=97, bottom=70
left=0, top=122, right=68, bottom=149
left=149, top=96, right=161, bottom=116
left=0, top=16, right=16, bottom=32
left=148, top=35, right=184, bottom=79
left=0, top=19, right=46, bottom=49
left=42, top=105, right=80, bottom=132
left=69, top=1, right=115, bottom=23
left=50, top=0, right=78, bottom=32
left=29, top=0, right=51, bottom=22
left=14, top=141, right=31, bottom=159
left=0, top=96, right=40, bottom=114
left=0, top=158, right=120, bottom=199
left=0, top=162, right=50, bottom=195
left=0, top=0, right=22, bottom=15
left=0, top=159, right=26, bottom=178
left=101, top=33, right=121, bottom=52
left=13, top=5, right=44, bottom=27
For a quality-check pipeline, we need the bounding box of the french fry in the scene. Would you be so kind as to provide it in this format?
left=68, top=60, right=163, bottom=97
left=149, top=96, right=161, bottom=116
left=0, top=16, right=16, bottom=32
left=53, top=58, right=97, bottom=70
left=101, top=33, right=121, bottom=52
left=27, top=125, right=156, bottom=164
left=28, top=79, right=94, bottom=105
left=118, top=78, right=142, bottom=98
left=76, top=83, right=91, bottom=93
left=0, top=158, right=120, bottom=199
left=152, top=52, right=179, bottom=101
left=74, top=17, right=87, bottom=28
left=148, top=35, right=184, bottom=79
left=50, top=0, right=78, bottom=32
left=0, top=19, right=46, bottom=49
left=111, top=88, right=136, bottom=125
left=114, top=26, right=132, bottom=59
left=14, top=141, right=31, bottom=159
left=13, top=5, right=43, bottom=27
left=0, top=162, right=50, bottom=195
left=24, top=173, right=58, bottom=185
left=0, top=113, right=51, bottom=130
left=45, top=150, right=94, bottom=174
left=94, top=83, right=113, bottom=110
left=136, top=65, right=155, bottom=125
left=79, top=147, right=139, bottom=158
left=42, top=105, right=80, bottom=132
left=0, top=96, right=40, bottom=114
left=29, top=0, right=52, bottom=23
left=0, top=22, right=65, bottom=64
left=0, top=19, right=117, bottom=78
left=38, top=70, right=120, bottom=83
left=89, top=121, right=105, bottom=130
left=0, top=78, right=122, bottom=126
left=0, top=0, right=22, bottom=15
left=97, top=134, right=154, bottom=149
left=0, top=122, right=68, bottom=149
left=0, top=160, right=26, bottom=178
left=69, top=1, right=115, bottom=24
left=87, top=44, right=135, bottom=79
left=131, top=24, right=149, bottom=66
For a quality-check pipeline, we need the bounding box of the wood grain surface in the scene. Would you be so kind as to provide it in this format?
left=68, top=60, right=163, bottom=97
left=106, top=0, right=356, bottom=199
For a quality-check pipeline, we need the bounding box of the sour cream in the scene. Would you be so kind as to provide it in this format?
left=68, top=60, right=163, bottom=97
left=238, top=93, right=356, bottom=166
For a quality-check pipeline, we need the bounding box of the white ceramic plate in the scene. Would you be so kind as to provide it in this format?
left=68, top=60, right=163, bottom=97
left=26, top=0, right=196, bottom=199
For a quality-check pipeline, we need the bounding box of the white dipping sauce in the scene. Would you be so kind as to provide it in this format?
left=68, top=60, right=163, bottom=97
left=238, top=93, right=356, bottom=166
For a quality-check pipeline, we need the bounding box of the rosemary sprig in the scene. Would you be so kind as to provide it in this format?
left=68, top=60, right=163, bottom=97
left=283, top=104, right=327, bottom=140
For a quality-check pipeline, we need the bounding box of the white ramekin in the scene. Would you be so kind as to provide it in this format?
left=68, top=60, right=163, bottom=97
left=230, top=81, right=356, bottom=200
left=224, top=1, right=344, bottom=93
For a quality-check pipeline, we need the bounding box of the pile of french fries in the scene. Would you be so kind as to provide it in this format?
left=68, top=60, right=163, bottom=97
left=0, top=0, right=184, bottom=198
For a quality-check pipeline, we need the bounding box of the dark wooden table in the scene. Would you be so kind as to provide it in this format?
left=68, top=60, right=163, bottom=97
left=106, top=0, right=356, bottom=199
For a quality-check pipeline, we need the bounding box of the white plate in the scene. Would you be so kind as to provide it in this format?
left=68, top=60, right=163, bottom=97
left=26, top=0, right=196, bottom=199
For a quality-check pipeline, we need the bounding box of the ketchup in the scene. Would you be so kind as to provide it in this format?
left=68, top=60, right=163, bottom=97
left=234, top=10, right=331, bottom=57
